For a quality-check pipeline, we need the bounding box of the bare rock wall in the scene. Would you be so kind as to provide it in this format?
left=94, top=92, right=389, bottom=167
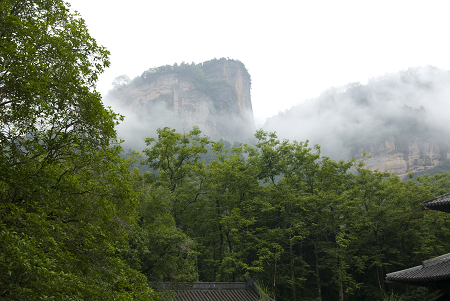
left=353, top=136, right=450, bottom=178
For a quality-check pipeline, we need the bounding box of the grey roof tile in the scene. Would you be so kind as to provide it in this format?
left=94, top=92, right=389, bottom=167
left=423, top=193, right=450, bottom=213
left=386, top=253, right=450, bottom=284
left=172, top=281, right=274, bottom=301
left=175, top=288, right=260, bottom=301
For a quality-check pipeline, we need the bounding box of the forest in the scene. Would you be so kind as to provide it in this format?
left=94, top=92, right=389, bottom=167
left=127, top=127, right=450, bottom=301
left=2, top=1, right=450, bottom=301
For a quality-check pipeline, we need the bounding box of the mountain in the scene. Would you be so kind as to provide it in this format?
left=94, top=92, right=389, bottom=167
left=263, top=66, right=450, bottom=178
left=106, top=58, right=255, bottom=149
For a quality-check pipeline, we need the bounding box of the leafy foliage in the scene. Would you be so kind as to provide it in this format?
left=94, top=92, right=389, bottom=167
left=126, top=166, right=198, bottom=283
left=139, top=126, right=450, bottom=301
left=0, top=1, right=157, bottom=299
left=4, top=2, right=450, bottom=300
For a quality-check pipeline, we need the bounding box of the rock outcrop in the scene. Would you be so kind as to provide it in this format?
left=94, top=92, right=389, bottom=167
left=108, top=58, right=255, bottom=142
left=351, top=136, right=450, bottom=178
left=262, top=66, right=450, bottom=178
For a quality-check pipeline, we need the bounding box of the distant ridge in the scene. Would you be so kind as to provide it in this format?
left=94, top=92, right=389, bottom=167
left=263, top=66, right=450, bottom=177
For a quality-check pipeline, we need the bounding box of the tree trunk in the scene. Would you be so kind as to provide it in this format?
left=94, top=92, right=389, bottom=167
left=314, top=242, right=322, bottom=301
left=338, top=265, right=344, bottom=301
left=215, top=201, right=224, bottom=280
left=377, top=266, right=386, bottom=294
left=373, top=228, right=386, bottom=295
left=290, top=240, right=296, bottom=301
left=273, top=257, right=277, bottom=292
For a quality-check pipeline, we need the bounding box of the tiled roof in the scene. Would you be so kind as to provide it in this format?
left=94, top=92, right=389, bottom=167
left=386, top=253, right=450, bottom=284
left=175, top=283, right=260, bottom=301
left=423, top=193, right=450, bottom=213
left=172, top=279, right=275, bottom=301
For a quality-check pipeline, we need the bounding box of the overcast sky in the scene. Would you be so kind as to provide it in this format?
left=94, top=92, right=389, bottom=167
left=68, top=0, right=450, bottom=126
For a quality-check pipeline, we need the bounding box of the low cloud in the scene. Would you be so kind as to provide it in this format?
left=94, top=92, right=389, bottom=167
left=262, top=66, right=450, bottom=159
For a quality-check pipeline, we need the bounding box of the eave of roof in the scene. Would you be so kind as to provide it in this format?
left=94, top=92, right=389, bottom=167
left=386, top=253, right=450, bottom=284
left=423, top=193, right=450, bottom=213
left=175, top=287, right=260, bottom=301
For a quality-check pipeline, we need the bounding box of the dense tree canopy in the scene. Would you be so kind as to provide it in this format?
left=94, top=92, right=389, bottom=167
left=138, top=127, right=450, bottom=301
left=0, top=1, right=157, bottom=300
left=2, top=2, right=450, bottom=301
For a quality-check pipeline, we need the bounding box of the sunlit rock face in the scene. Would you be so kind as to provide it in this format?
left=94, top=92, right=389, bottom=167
left=351, top=137, right=450, bottom=178
left=108, top=58, right=255, bottom=143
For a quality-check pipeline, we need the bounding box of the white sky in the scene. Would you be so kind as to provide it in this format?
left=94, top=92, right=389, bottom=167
left=68, top=0, right=450, bottom=127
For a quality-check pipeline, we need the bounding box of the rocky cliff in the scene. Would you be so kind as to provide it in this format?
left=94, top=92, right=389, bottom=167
left=263, top=66, right=450, bottom=178
left=351, top=136, right=450, bottom=178
left=107, top=58, right=255, bottom=143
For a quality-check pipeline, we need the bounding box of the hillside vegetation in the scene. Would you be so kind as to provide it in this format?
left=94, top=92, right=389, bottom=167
left=3, top=1, right=450, bottom=300
left=264, top=66, right=450, bottom=162
left=132, top=126, right=450, bottom=301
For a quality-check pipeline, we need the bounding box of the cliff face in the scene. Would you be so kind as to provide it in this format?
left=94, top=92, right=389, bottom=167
left=351, top=136, right=450, bottom=178
left=201, top=59, right=253, bottom=119
left=262, top=66, right=450, bottom=178
left=119, top=73, right=213, bottom=130
left=108, top=58, right=255, bottom=142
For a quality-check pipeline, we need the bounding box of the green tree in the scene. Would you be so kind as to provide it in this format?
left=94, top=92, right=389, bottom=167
left=136, top=126, right=450, bottom=301
left=142, top=126, right=210, bottom=223
left=126, top=166, right=198, bottom=283
left=141, top=127, right=263, bottom=282
left=247, top=131, right=360, bottom=301
left=187, top=141, right=261, bottom=282
left=343, top=166, right=450, bottom=301
left=0, top=1, right=157, bottom=299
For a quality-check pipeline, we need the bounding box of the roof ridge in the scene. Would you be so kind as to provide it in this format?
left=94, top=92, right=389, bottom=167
left=423, top=193, right=450, bottom=206
left=422, top=253, right=450, bottom=267
left=386, top=264, right=422, bottom=278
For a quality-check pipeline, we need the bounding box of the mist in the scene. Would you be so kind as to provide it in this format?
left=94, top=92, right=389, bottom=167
left=262, top=66, right=450, bottom=160
left=105, top=93, right=192, bottom=153
left=104, top=65, right=450, bottom=166
left=103, top=59, right=256, bottom=153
